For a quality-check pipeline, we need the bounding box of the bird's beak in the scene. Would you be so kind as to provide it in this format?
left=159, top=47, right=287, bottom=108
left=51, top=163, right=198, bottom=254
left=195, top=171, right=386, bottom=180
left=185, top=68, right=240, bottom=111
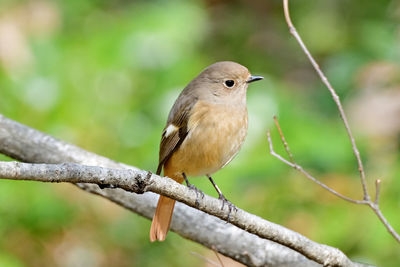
left=246, top=75, right=264, bottom=83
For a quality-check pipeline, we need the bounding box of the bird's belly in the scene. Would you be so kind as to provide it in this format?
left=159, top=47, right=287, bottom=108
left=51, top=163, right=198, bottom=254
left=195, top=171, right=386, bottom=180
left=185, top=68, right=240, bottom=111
left=165, top=105, right=248, bottom=177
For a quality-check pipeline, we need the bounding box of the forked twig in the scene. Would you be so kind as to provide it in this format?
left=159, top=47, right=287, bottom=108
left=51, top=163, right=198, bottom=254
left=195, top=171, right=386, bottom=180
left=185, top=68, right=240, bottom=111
left=374, top=179, right=381, bottom=205
left=283, top=0, right=369, bottom=201
left=268, top=120, right=400, bottom=243
left=269, top=0, right=400, bottom=243
left=267, top=128, right=366, bottom=205
left=273, top=116, right=294, bottom=163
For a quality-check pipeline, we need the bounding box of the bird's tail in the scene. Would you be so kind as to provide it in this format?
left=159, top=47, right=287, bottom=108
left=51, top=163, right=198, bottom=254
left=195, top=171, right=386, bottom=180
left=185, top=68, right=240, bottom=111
left=150, top=195, right=176, bottom=242
left=150, top=169, right=183, bottom=242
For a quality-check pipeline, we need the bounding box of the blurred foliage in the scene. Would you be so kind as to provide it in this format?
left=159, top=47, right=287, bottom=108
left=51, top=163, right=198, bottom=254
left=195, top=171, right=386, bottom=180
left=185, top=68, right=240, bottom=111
left=0, top=0, right=399, bottom=266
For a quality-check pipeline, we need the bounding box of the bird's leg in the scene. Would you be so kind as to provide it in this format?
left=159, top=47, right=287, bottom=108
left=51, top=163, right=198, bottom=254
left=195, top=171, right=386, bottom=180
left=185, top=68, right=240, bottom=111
left=207, top=175, right=237, bottom=221
left=206, top=174, right=228, bottom=202
left=182, top=172, right=204, bottom=207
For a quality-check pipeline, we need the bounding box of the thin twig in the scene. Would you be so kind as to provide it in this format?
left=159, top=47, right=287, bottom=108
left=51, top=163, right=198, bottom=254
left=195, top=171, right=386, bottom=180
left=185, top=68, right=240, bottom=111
left=374, top=179, right=381, bottom=205
left=280, top=0, right=400, bottom=244
left=273, top=116, right=294, bottom=163
left=212, top=246, right=225, bottom=267
left=368, top=203, right=400, bottom=243
left=267, top=130, right=366, bottom=205
left=268, top=121, right=400, bottom=243
left=283, top=0, right=369, bottom=201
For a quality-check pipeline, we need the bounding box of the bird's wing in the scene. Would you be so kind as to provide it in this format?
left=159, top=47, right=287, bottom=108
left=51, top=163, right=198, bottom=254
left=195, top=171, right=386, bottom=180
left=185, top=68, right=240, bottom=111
left=156, top=93, right=198, bottom=175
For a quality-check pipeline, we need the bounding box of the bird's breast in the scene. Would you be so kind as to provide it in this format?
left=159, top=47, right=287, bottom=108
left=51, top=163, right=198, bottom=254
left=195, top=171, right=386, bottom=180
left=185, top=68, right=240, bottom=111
left=165, top=101, right=248, bottom=177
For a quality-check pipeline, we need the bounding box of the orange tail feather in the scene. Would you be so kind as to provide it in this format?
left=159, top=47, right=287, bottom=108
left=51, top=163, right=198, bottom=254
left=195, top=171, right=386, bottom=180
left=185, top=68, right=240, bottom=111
left=150, top=169, right=183, bottom=242
left=150, top=195, right=176, bottom=242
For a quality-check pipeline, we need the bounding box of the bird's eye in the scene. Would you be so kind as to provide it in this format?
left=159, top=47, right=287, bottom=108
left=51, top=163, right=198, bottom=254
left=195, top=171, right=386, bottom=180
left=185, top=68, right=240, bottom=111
left=224, top=80, right=235, bottom=88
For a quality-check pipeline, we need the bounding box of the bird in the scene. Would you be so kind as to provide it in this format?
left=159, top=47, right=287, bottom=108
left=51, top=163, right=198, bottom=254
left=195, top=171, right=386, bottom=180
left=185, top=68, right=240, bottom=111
left=150, top=61, right=263, bottom=242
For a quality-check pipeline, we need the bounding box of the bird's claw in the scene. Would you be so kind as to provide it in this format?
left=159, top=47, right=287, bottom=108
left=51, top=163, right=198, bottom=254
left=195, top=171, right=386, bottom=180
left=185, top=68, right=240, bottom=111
left=218, top=195, right=237, bottom=222
left=187, top=184, right=204, bottom=207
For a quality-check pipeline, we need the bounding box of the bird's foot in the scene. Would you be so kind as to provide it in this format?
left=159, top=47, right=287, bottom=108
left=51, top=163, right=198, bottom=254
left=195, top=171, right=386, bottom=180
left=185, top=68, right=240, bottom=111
left=218, top=194, right=237, bottom=222
left=188, top=184, right=204, bottom=208
left=183, top=173, right=204, bottom=207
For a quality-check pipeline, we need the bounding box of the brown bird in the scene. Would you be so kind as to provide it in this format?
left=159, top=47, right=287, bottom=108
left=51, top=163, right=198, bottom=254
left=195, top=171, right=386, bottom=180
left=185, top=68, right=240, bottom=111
left=150, top=61, right=263, bottom=242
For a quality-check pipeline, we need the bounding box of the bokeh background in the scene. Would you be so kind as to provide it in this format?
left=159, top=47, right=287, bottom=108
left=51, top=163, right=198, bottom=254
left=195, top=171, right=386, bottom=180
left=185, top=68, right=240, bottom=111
left=0, top=0, right=399, bottom=266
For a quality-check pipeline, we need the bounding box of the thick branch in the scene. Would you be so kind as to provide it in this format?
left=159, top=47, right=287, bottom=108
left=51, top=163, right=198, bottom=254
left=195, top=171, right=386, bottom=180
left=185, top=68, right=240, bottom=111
left=0, top=160, right=357, bottom=266
left=0, top=114, right=370, bottom=266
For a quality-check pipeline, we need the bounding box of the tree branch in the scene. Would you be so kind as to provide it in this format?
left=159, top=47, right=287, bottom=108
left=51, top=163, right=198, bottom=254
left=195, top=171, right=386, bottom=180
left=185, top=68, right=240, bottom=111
left=269, top=118, right=400, bottom=244
left=0, top=161, right=352, bottom=266
left=267, top=129, right=367, bottom=205
left=278, top=0, right=400, bottom=244
left=0, top=114, right=371, bottom=267
left=283, top=0, right=369, bottom=200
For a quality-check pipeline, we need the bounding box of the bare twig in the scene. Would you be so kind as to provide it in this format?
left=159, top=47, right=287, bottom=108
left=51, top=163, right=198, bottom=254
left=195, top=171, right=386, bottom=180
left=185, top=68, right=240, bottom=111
left=277, top=0, right=400, bottom=244
left=212, top=247, right=225, bottom=267
left=268, top=121, right=400, bottom=244
left=368, top=204, right=400, bottom=244
left=267, top=129, right=366, bottom=205
left=374, top=179, right=381, bottom=205
left=270, top=114, right=400, bottom=244
left=273, top=116, right=294, bottom=163
left=283, top=0, right=369, bottom=201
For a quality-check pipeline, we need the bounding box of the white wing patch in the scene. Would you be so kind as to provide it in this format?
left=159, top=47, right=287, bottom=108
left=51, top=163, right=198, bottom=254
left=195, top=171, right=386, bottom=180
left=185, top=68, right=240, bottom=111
left=164, top=124, right=178, bottom=137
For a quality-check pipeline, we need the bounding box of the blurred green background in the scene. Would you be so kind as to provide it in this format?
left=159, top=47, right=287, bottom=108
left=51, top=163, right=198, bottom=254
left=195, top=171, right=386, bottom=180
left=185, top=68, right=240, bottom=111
left=0, top=0, right=399, bottom=266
